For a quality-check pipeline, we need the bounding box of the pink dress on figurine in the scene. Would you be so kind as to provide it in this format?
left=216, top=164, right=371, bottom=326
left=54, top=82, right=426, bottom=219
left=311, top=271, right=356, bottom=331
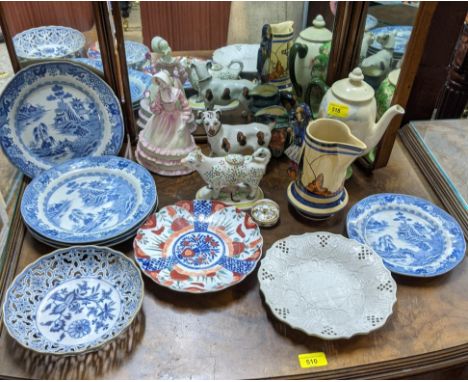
left=136, top=70, right=196, bottom=176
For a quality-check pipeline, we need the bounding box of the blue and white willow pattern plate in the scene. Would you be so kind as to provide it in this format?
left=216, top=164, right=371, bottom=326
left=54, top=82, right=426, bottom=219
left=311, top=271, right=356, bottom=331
left=3, top=246, right=144, bottom=355
left=72, top=58, right=152, bottom=104
left=21, top=156, right=157, bottom=244
left=87, top=40, right=149, bottom=69
left=0, top=61, right=124, bottom=178
left=13, top=26, right=85, bottom=60
left=347, top=194, right=466, bottom=277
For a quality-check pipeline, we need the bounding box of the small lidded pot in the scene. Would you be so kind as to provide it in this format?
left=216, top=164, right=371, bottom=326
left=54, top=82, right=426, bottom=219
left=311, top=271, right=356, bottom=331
left=250, top=199, right=280, bottom=227
left=376, top=68, right=400, bottom=119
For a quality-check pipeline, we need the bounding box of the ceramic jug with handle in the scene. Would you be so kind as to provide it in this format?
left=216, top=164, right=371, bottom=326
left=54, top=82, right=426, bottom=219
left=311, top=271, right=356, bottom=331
left=287, top=118, right=367, bottom=220
left=289, top=14, right=332, bottom=98
left=318, top=67, right=405, bottom=154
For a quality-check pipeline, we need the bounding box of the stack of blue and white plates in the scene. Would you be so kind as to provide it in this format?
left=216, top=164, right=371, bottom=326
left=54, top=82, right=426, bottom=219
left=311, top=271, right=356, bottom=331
left=21, top=156, right=157, bottom=248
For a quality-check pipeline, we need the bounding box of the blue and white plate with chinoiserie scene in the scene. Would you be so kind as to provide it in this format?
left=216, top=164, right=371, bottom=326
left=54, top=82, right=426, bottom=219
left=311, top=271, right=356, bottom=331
left=87, top=40, right=150, bottom=69
left=72, top=58, right=152, bottom=107
left=368, top=25, right=413, bottom=56
left=0, top=61, right=124, bottom=178
left=346, top=193, right=466, bottom=277
left=3, top=246, right=144, bottom=355
left=134, top=200, right=263, bottom=293
left=21, top=156, right=157, bottom=246
left=13, top=26, right=85, bottom=61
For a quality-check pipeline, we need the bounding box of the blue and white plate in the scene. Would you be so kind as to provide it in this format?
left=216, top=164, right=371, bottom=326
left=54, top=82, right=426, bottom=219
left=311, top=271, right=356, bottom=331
left=347, top=193, right=466, bottom=277
left=73, top=58, right=152, bottom=105
left=13, top=26, right=85, bottom=61
left=365, top=15, right=378, bottom=31
left=0, top=61, right=124, bottom=178
left=87, top=40, right=149, bottom=69
left=369, top=26, right=413, bottom=55
left=21, top=156, right=157, bottom=245
left=3, top=246, right=144, bottom=355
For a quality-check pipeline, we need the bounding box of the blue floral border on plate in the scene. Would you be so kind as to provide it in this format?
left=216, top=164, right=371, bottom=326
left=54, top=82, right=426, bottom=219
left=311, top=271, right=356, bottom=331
left=0, top=61, right=124, bottom=178
left=21, top=156, right=157, bottom=244
left=346, top=193, right=466, bottom=277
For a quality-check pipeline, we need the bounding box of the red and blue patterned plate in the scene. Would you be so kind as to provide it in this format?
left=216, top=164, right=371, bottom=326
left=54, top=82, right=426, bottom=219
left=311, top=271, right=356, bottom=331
left=134, top=200, right=263, bottom=293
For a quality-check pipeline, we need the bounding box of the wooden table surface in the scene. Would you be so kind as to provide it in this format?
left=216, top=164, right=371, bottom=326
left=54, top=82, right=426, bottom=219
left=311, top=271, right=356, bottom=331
left=0, top=138, right=467, bottom=379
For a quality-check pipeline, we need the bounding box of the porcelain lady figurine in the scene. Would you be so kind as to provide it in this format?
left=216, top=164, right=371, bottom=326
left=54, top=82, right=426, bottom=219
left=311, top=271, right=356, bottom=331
left=136, top=70, right=196, bottom=176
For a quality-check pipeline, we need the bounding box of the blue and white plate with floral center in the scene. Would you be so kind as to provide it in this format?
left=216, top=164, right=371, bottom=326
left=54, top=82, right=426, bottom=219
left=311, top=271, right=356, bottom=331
left=72, top=58, right=152, bottom=105
left=134, top=200, right=263, bottom=293
left=21, top=156, right=157, bottom=244
left=13, top=26, right=85, bottom=61
left=87, top=40, right=149, bottom=69
left=0, top=61, right=124, bottom=178
left=346, top=193, right=465, bottom=277
left=3, top=246, right=144, bottom=355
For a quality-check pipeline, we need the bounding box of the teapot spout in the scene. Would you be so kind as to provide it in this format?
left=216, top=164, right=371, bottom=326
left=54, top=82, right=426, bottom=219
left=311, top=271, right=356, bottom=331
left=371, top=104, right=405, bottom=151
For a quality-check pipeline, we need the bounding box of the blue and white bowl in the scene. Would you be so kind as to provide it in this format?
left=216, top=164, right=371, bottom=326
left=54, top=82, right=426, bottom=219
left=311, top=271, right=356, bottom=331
left=347, top=193, right=466, bottom=277
left=13, top=26, right=85, bottom=61
left=3, top=246, right=144, bottom=355
left=87, top=40, right=150, bottom=69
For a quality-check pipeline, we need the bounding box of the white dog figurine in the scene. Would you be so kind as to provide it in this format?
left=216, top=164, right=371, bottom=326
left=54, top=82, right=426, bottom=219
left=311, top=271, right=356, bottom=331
left=198, top=110, right=272, bottom=156
left=181, top=147, right=271, bottom=200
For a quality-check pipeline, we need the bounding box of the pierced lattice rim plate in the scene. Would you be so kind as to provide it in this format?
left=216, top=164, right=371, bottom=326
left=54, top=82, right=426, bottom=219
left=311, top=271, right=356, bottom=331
left=258, top=232, right=397, bottom=339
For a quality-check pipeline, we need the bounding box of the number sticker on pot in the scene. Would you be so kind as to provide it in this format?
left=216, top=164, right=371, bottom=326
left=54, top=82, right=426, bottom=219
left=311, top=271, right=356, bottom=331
left=298, top=352, right=328, bottom=368
left=328, top=102, right=349, bottom=118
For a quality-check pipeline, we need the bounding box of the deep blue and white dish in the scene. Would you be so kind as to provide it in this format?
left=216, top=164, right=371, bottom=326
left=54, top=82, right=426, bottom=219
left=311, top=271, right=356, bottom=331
left=72, top=58, right=152, bottom=105
left=0, top=61, right=124, bottom=178
left=13, top=26, right=85, bottom=61
left=87, top=40, right=149, bottom=69
left=369, top=26, right=413, bottom=55
left=346, top=193, right=466, bottom=277
left=21, top=156, right=157, bottom=245
left=3, top=246, right=144, bottom=355
left=365, top=15, right=378, bottom=31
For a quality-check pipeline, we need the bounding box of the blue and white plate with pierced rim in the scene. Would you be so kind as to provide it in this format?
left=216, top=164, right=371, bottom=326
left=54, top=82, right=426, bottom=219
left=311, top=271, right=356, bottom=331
left=3, top=246, right=144, bottom=355
left=346, top=193, right=465, bottom=277
left=13, top=26, right=85, bottom=60
left=87, top=40, right=149, bottom=69
left=21, top=156, right=157, bottom=245
left=72, top=58, right=152, bottom=105
left=0, top=61, right=124, bottom=178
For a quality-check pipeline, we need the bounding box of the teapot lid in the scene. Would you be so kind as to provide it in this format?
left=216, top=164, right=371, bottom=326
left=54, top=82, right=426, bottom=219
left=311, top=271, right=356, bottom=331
left=299, top=15, right=332, bottom=42
left=331, top=67, right=374, bottom=102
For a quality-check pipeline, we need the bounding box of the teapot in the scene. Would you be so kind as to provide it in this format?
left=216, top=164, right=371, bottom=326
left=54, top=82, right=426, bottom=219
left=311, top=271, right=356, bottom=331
left=376, top=68, right=400, bottom=119
left=318, top=67, right=405, bottom=154
left=289, top=15, right=332, bottom=97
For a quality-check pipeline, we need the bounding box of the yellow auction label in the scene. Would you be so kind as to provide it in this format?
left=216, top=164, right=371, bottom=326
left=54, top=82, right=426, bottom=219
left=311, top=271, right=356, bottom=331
left=328, top=102, right=349, bottom=118
left=298, top=352, right=328, bottom=368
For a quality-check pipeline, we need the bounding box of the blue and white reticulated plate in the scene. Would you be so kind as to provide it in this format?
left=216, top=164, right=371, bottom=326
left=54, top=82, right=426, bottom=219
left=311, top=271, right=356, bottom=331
left=73, top=58, right=152, bottom=104
left=87, top=40, right=149, bottom=69
left=0, top=61, right=124, bottom=178
left=3, top=246, right=144, bottom=355
left=21, top=156, right=157, bottom=244
left=346, top=193, right=466, bottom=277
left=13, top=26, right=85, bottom=60
left=369, top=26, right=413, bottom=55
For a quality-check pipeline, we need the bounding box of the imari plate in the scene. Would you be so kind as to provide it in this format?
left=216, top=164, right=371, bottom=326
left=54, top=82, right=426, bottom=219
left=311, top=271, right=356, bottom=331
left=3, top=246, right=144, bottom=355
left=13, top=26, right=85, bottom=60
left=346, top=193, right=465, bottom=277
left=0, top=61, right=124, bottom=178
left=21, top=156, right=157, bottom=244
left=134, top=200, right=263, bottom=293
left=259, top=233, right=397, bottom=339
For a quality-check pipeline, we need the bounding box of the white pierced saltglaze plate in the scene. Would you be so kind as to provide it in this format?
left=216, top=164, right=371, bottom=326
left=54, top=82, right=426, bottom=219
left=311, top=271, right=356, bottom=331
left=3, top=246, right=144, bottom=355
left=212, top=44, right=260, bottom=75
left=259, top=232, right=397, bottom=339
